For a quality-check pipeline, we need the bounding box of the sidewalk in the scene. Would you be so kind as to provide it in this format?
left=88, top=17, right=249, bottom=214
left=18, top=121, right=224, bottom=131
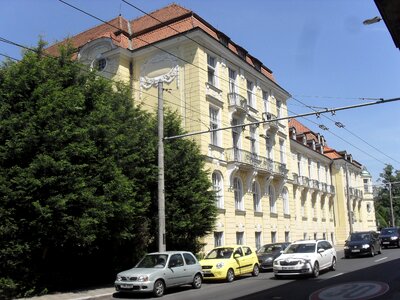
left=19, top=286, right=115, bottom=300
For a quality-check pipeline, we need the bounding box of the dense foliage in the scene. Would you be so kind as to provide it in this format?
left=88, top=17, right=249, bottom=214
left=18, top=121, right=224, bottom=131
left=0, top=44, right=217, bottom=298
left=375, top=164, right=400, bottom=229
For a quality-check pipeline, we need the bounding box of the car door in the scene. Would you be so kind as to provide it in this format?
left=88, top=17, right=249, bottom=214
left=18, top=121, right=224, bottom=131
left=182, top=252, right=199, bottom=284
left=317, top=241, right=330, bottom=269
left=233, top=247, right=246, bottom=275
left=242, top=246, right=255, bottom=274
left=166, top=254, right=186, bottom=286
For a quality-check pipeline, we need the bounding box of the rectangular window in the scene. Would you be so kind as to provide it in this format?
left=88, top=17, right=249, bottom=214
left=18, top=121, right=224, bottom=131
left=236, top=232, right=244, bottom=245
left=285, top=231, right=290, bottom=242
left=262, top=90, right=269, bottom=113
left=255, top=232, right=261, bottom=250
left=271, top=231, right=276, bottom=243
left=229, top=68, right=236, bottom=93
left=214, top=232, right=223, bottom=247
left=247, top=79, right=255, bottom=107
left=250, top=126, right=257, bottom=156
left=279, top=139, right=286, bottom=164
left=207, top=54, right=217, bottom=86
left=209, top=106, right=220, bottom=146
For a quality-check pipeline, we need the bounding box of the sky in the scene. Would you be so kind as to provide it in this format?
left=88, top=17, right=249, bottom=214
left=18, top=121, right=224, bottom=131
left=1, top=0, right=400, bottom=184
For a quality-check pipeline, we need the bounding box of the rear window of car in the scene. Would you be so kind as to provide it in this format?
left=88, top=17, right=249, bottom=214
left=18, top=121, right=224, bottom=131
left=183, top=253, right=197, bottom=265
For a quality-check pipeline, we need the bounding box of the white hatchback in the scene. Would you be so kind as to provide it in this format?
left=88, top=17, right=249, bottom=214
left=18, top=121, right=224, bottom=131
left=273, top=240, right=336, bottom=279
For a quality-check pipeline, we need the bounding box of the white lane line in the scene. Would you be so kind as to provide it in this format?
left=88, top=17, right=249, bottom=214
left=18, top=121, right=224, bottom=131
left=375, top=257, right=388, bottom=262
left=323, top=272, right=344, bottom=280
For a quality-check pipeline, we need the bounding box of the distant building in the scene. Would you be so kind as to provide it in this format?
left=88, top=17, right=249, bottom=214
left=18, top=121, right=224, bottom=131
left=47, top=3, right=376, bottom=250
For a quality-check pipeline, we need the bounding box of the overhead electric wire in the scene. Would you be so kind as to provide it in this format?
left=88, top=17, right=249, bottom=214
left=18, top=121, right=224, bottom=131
left=0, top=52, right=19, bottom=61
left=291, top=96, right=400, bottom=166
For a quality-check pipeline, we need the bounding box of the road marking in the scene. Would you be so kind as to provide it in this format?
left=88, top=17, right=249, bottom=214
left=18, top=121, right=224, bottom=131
left=310, top=281, right=389, bottom=300
left=374, top=257, right=387, bottom=262
left=327, top=272, right=344, bottom=279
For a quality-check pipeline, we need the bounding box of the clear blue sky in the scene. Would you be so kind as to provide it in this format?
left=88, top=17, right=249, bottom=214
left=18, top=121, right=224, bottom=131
left=1, top=0, right=400, bottom=184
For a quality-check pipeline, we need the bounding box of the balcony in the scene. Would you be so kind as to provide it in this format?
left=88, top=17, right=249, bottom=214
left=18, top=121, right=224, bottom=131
left=225, top=148, right=287, bottom=177
left=262, top=112, right=279, bottom=130
left=228, top=93, right=248, bottom=115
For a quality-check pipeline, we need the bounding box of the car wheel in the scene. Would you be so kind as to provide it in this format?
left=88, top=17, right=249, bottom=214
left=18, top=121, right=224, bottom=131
left=252, top=264, right=260, bottom=277
left=275, top=274, right=282, bottom=279
left=344, top=254, right=350, bottom=259
left=226, top=268, right=235, bottom=282
left=192, top=273, right=202, bottom=289
left=312, top=262, right=319, bottom=278
left=153, top=279, right=165, bottom=297
left=397, top=241, right=400, bottom=248
left=370, top=246, right=375, bottom=257
left=330, top=257, right=336, bottom=271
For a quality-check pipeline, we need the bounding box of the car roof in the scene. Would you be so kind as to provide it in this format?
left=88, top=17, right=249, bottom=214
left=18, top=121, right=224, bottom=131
left=291, top=239, right=330, bottom=244
left=147, top=251, right=194, bottom=255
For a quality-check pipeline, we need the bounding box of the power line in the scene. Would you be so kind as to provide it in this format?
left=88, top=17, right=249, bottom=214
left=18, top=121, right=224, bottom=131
left=291, top=96, right=400, bottom=166
left=165, top=97, right=400, bottom=140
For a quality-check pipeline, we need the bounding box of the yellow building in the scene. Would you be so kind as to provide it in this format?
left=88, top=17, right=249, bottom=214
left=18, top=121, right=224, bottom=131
left=47, top=3, right=376, bottom=251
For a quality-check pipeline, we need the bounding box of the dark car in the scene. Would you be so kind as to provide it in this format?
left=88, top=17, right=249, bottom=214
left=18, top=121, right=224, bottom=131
left=257, top=242, right=290, bottom=271
left=344, top=231, right=382, bottom=258
left=379, top=227, right=400, bottom=248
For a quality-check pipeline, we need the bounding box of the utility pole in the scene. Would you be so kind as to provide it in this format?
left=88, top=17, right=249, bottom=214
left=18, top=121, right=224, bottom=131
left=388, top=182, right=396, bottom=227
left=158, top=82, right=166, bottom=252
left=345, top=163, right=354, bottom=234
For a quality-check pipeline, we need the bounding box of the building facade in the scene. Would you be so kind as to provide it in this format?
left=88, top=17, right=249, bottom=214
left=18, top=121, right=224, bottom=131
left=47, top=4, right=376, bottom=252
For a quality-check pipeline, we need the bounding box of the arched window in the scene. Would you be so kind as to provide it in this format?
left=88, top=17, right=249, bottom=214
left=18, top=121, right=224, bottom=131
left=234, top=177, right=243, bottom=210
left=212, top=172, right=224, bottom=209
left=282, top=187, right=289, bottom=215
left=269, top=185, right=276, bottom=214
left=253, top=181, right=261, bottom=212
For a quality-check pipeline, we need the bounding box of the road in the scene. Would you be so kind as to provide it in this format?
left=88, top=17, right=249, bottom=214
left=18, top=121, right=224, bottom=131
left=110, top=248, right=400, bottom=300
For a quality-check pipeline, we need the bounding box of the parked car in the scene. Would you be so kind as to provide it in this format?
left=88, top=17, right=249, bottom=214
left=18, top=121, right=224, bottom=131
left=273, top=240, right=336, bottom=279
left=344, top=231, right=382, bottom=258
left=379, top=227, right=400, bottom=248
left=257, top=242, right=290, bottom=271
left=115, top=251, right=203, bottom=297
left=199, top=245, right=259, bottom=282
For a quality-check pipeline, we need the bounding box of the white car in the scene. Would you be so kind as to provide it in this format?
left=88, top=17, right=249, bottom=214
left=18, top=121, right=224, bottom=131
left=273, top=240, right=336, bottom=278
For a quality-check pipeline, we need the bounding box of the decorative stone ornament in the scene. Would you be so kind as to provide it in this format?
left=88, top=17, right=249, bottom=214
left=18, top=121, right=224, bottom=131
left=140, top=53, right=179, bottom=89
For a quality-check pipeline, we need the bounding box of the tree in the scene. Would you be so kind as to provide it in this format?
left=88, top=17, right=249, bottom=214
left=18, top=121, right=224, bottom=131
left=375, top=164, right=400, bottom=229
left=0, top=42, right=217, bottom=298
left=0, top=44, right=156, bottom=297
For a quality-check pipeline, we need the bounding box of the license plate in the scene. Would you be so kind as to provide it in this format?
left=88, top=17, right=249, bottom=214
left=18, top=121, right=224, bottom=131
left=383, top=242, right=390, bottom=244
left=203, top=270, right=211, bottom=274
left=282, top=266, right=294, bottom=270
left=121, top=284, right=133, bottom=288
left=351, top=249, right=360, bottom=252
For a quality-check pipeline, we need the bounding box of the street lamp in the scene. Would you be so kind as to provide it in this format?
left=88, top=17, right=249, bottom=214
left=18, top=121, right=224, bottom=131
left=363, top=16, right=382, bottom=25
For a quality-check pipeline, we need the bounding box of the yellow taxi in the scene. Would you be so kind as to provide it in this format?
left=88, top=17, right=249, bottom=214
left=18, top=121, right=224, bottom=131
left=199, top=245, right=259, bottom=282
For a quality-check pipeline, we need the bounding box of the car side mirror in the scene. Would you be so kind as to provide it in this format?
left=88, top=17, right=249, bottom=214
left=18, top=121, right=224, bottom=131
left=168, top=262, right=176, bottom=268
left=233, top=253, right=240, bottom=259
left=318, top=248, right=325, bottom=253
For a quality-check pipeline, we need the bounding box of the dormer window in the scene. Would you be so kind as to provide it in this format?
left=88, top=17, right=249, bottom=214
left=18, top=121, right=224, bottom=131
left=96, top=58, right=107, bottom=71
left=217, top=31, right=230, bottom=47
left=236, top=45, right=248, bottom=60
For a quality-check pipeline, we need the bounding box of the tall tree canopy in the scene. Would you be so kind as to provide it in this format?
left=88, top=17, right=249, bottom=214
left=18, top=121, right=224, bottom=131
left=0, top=44, right=217, bottom=298
left=375, top=164, right=400, bottom=228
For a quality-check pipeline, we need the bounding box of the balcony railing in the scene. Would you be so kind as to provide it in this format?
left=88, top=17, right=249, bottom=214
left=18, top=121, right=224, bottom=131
left=292, top=173, right=335, bottom=195
left=226, top=147, right=287, bottom=176
left=263, top=112, right=279, bottom=128
left=228, top=93, right=248, bottom=114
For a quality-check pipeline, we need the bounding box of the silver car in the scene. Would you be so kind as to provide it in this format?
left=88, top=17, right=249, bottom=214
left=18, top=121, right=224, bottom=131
left=115, top=251, right=203, bottom=297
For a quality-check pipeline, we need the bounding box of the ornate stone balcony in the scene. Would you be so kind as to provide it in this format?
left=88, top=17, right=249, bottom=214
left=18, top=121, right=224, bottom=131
left=228, top=92, right=248, bottom=115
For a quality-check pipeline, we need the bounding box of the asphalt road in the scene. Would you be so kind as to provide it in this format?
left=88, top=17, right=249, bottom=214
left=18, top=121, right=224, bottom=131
left=109, top=248, right=400, bottom=300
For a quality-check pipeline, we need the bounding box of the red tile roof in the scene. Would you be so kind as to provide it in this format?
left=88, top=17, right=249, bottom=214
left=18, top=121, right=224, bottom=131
left=46, top=3, right=276, bottom=82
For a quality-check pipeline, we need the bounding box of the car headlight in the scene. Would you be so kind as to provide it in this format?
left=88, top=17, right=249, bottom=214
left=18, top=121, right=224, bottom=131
left=391, top=236, right=398, bottom=240
left=137, top=275, right=149, bottom=282
left=116, top=275, right=122, bottom=281
left=216, top=262, right=225, bottom=269
left=344, top=246, right=349, bottom=249
left=362, top=244, right=370, bottom=249
left=273, top=260, right=279, bottom=266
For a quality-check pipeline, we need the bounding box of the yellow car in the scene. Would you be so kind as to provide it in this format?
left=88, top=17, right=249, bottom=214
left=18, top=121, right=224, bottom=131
left=199, top=245, right=260, bottom=282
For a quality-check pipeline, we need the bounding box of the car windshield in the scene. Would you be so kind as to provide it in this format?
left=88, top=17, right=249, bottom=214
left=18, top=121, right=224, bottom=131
left=136, top=254, right=168, bottom=268
left=381, top=229, right=396, bottom=235
left=285, top=243, right=315, bottom=254
left=205, top=247, right=234, bottom=259
left=257, top=244, right=283, bottom=254
left=349, top=233, right=370, bottom=241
